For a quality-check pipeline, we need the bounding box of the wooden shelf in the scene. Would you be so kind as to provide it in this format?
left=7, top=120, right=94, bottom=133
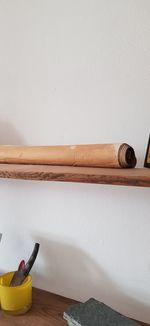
left=0, top=288, right=148, bottom=325
left=0, top=164, right=149, bottom=187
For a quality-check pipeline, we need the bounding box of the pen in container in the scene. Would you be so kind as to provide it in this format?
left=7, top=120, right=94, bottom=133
left=10, top=243, right=40, bottom=287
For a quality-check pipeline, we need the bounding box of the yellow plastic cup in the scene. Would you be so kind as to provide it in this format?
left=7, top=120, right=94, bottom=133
left=0, top=271, right=32, bottom=315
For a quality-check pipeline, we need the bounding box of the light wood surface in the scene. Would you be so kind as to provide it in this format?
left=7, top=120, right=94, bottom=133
left=0, top=288, right=148, bottom=325
left=0, top=143, right=136, bottom=168
left=0, top=164, right=149, bottom=187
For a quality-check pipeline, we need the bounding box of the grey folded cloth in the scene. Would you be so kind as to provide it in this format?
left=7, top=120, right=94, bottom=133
left=64, top=298, right=139, bottom=326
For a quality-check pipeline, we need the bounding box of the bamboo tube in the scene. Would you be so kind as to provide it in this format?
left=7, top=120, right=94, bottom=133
left=0, top=144, right=136, bottom=168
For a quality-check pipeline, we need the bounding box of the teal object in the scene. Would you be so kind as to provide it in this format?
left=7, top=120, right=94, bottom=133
left=64, top=298, right=138, bottom=326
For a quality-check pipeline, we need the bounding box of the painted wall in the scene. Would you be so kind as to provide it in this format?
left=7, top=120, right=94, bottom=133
left=0, top=0, right=150, bottom=322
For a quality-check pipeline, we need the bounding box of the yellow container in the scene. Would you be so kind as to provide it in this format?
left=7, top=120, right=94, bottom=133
left=0, top=271, right=32, bottom=315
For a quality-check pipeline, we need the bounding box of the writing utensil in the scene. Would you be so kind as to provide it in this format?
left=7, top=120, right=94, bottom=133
left=18, top=260, right=25, bottom=271
left=10, top=243, right=40, bottom=287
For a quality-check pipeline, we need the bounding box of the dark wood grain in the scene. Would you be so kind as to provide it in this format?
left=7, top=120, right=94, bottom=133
left=0, top=288, right=149, bottom=325
left=0, top=164, right=149, bottom=187
left=0, top=288, right=76, bottom=326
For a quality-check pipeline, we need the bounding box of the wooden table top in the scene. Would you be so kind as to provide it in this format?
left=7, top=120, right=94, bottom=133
left=0, top=287, right=149, bottom=326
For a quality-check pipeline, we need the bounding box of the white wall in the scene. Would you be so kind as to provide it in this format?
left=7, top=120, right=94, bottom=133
left=0, top=0, right=150, bottom=322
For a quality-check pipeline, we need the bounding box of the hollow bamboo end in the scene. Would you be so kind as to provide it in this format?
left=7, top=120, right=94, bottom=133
left=118, top=143, right=137, bottom=168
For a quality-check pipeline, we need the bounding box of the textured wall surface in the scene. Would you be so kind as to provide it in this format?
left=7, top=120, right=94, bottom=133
left=0, top=0, right=150, bottom=323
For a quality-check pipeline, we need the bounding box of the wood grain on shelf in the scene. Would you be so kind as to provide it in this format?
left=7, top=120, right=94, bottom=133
left=0, top=288, right=149, bottom=326
left=0, top=164, right=149, bottom=187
